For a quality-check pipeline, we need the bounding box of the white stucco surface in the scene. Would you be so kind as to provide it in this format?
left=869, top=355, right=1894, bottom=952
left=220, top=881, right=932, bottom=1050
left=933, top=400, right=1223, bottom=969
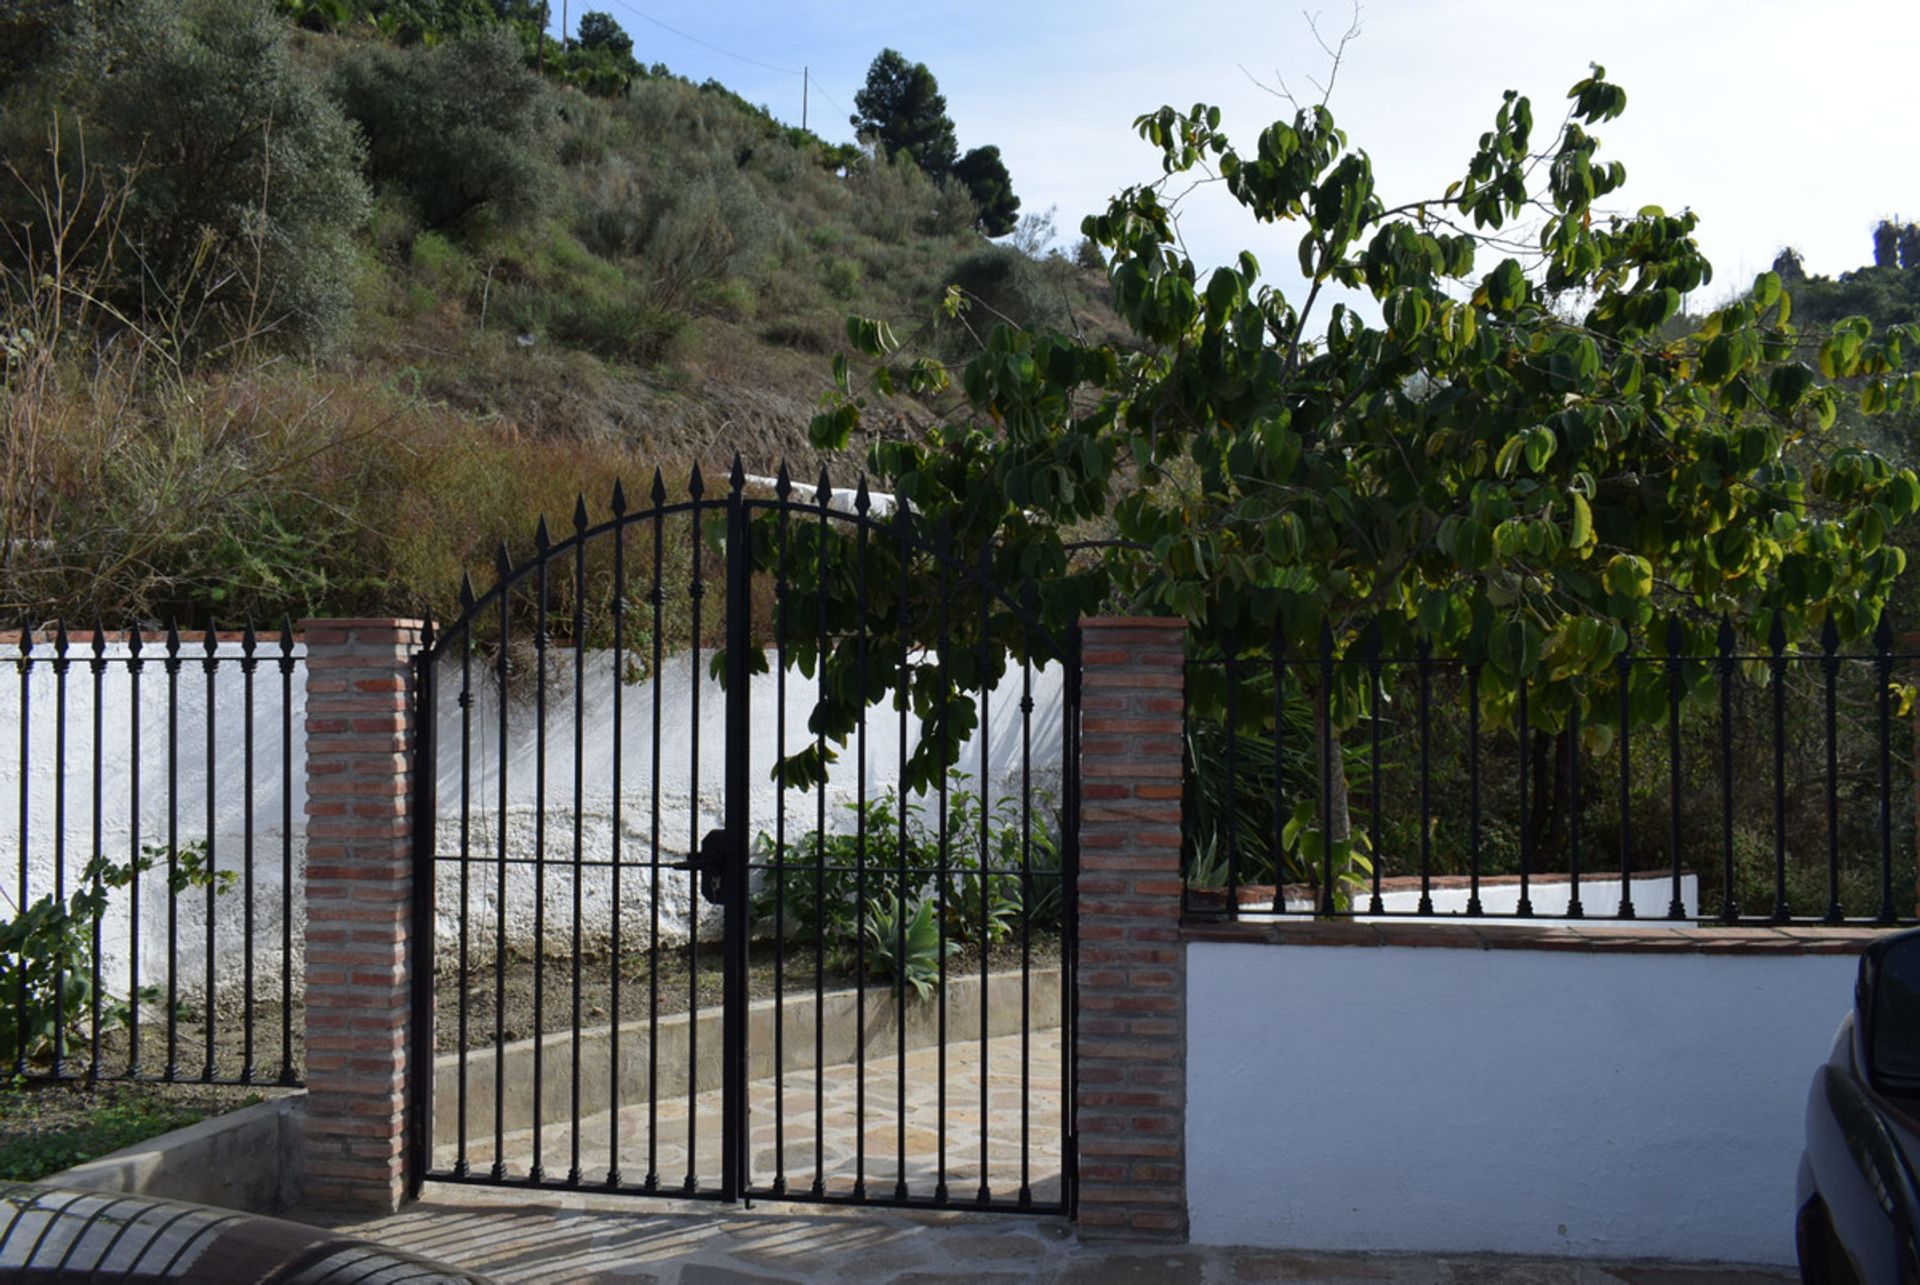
left=0, top=641, right=306, bottom=1001
left=1187, top=939, right=1857, bottom=1264
left=0, top=639, right=1066, bottom=1009
left=425, top=648, right=1067, bottom=954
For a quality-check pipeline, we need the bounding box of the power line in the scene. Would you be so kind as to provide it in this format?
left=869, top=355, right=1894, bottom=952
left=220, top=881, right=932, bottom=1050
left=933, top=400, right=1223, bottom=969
left=806, top=82, right=844, bottom=118
left=597, top=0, right=804, bottom=78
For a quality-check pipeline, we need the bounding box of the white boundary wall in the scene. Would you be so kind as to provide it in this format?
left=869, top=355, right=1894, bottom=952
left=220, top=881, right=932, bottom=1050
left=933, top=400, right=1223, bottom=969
left=425, top=648, right=1066, bottom=954
left=0, top=641, right=306, bottom=1003
left=0, top=641, right=1066, bottom=1002
left=1187, top=940, right=1855, bottom=1264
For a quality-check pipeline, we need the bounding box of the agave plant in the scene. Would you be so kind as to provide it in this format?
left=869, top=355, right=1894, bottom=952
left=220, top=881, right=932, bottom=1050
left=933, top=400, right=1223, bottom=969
left=863, top=894, right=950, bottom=1001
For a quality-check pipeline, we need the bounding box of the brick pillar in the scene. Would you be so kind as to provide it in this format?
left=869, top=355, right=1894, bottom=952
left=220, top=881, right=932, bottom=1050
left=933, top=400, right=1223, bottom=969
left=1075, top=616, right=1187, bottom=1239
left=299, top=618, right=425, bottom=1212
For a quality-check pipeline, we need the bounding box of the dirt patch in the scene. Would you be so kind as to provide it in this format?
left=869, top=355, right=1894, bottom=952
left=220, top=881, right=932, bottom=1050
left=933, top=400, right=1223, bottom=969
left=0, top=1080, right=275, bottom=1182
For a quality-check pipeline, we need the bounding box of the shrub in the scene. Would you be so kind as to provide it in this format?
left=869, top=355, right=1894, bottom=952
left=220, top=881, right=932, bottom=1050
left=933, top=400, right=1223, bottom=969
left=549, top=294, right=683, bottom=364
left=824, top=258, right=863, bottom=300
left=939, top=246, right=1068, bottom=350
left=330, top=27, right=559, bottom=234
left=579, top=160, right=773, bottom=316
left=0, top=0, right=369, bottom=350
left=0, top=843, right=228, bottom=1068
left=751, top=778, right=1064, bottom=982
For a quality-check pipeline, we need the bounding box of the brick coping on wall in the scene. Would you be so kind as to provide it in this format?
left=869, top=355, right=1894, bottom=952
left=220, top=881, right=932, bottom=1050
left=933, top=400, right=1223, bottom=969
left=1183, top=917, right=1902, bottom=955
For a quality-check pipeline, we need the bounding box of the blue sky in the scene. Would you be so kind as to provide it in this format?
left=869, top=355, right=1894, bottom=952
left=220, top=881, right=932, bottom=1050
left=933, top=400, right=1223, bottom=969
left=566, top=1, right=1918, bottom=314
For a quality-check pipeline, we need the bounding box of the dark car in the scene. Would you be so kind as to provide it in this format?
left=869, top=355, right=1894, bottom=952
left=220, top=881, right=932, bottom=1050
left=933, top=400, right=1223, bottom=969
left=0, top=1182, right=492, bottom=1283
left=1797, top=927, right=1920, bottom=1283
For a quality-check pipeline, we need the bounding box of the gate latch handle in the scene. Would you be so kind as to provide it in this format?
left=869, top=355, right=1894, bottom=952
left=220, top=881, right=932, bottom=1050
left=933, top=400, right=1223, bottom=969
left=672, top=828, right=731, bottom=906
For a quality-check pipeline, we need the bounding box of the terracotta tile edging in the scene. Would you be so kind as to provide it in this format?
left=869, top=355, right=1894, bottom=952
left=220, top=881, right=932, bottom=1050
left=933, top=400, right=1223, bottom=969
left=1181, top=917, right=1901, bottom=956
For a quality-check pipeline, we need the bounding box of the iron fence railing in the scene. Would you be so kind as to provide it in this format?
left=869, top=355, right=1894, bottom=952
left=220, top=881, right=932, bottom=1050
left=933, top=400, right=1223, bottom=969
left=0, top=624, right=304, bottom=1085
left=1184, top=612, right=1920, bottom=927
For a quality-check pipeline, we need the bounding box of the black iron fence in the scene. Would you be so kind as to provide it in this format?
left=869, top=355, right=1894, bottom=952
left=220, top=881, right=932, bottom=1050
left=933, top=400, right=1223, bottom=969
left=1184, top=612, right=1920, bottom=926
left=1, top=624, right=304, bottom=1085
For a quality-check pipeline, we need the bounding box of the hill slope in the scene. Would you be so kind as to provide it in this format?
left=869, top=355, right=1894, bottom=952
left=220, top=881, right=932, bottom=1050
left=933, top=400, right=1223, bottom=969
left=0, top=2, right=1120, bottom=624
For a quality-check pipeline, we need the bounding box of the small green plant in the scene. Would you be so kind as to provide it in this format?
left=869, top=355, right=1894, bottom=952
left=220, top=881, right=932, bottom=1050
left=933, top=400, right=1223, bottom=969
left=0, top=842, right=230, bottom=1068
left=863, top=894, right=949, bottom=1000
left=752, top=777, right=1065, bottom=987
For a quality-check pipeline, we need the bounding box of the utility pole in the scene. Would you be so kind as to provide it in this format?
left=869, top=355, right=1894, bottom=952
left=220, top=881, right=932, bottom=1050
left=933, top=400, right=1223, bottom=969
left=561, top=0, right=568, bottom=53
left=802, top=66, right=809, bottom=132
left=537, top=1, right=547, bottom=77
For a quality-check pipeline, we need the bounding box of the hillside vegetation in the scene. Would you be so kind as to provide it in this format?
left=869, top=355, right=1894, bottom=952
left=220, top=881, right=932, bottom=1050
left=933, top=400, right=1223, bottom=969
left=0, top=0, right=1119, bottom=625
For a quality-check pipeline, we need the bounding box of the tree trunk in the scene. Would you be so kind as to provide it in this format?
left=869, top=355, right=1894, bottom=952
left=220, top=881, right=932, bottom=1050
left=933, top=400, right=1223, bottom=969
left=1310, top=685, right=1353, bottom=909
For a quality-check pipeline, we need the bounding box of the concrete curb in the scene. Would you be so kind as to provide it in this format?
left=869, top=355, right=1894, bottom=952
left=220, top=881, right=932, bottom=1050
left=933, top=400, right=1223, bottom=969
left=48, top=1092, right=303, bottom=1214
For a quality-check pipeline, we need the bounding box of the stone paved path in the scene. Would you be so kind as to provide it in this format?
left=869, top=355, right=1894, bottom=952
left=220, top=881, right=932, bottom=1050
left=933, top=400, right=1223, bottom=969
left=440, top=1031, right=1063, bottom=1205
left=329, top=1188, right=1795, bottom=1284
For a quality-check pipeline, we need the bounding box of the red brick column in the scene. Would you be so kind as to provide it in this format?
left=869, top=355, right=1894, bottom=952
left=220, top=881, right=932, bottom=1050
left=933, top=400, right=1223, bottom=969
left=299, top=618, right=425, bottom=1212
left=1075, top=616, right=1187, bottom=1239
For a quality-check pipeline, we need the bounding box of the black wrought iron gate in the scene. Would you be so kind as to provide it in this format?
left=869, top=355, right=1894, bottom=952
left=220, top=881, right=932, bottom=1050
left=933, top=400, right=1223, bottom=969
left=408, top=460, right=1080, bottom=1215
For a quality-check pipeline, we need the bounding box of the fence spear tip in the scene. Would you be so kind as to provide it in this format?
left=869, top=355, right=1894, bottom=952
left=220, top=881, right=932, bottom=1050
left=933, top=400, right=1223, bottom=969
left=650, top=467, right=668, bottom=505
left=1875, top=608, right=1894, bottom=651
left=855, top=476, right=871, bottom=514
left=610, top=478, right=627, bottom=517
left=534, top=514, right=551, bottom=551
left=689, top=462, right=705, bottom=499
left=1821, top=613, right=1841, bottom=653
left=459, top=572, right=477, bottom=609
left=815, top=465, right=832, bottom=506
left=775, top=459, right=791, bottom=498
left=573, top=494, right=590, bottom=533
left=729, top=452, right=745, bottom=492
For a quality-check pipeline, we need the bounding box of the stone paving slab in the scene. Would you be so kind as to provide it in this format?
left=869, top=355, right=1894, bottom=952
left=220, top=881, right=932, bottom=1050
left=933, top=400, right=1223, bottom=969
left=439, top=1030, right=1063, bottom=1205
left=320, top=1187, right=1795, bottom=1284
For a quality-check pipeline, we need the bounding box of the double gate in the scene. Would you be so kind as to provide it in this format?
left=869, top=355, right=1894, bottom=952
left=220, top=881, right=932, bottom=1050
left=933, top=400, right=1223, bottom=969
left=408, top=460, right=1080, bottom=1213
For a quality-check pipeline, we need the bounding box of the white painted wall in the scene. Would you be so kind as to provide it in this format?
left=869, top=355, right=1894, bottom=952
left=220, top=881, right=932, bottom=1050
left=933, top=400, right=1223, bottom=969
left=425, top=648, right=1067, bottom=954
left=0, top=642, right=306, bottom=1003
left=0, top=639, right=1066, bottom=1009
left=1187, top=940, right=1855, bottom=1264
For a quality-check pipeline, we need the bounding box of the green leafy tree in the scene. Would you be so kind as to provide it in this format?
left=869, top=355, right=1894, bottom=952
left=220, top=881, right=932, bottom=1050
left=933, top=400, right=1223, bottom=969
left=1874, top=219, right=1901, bottom=269
left=952, top=144, right=1020, bottom=238
left=782, top=66, right=1920, bottom=853
left=575, top=9, right=630, bottom=57
left=330, top=26, right=559, bottom=231
left=850, top=48, right=958, bottom=177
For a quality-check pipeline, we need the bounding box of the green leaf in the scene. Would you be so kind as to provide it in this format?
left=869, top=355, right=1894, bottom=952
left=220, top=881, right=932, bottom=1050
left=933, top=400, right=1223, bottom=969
left=1568, top=492, right=1593, bottom=553
left=1486, top=259, right=1526, bottom=313
left=1602, top=554, right=1653, bottom=599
